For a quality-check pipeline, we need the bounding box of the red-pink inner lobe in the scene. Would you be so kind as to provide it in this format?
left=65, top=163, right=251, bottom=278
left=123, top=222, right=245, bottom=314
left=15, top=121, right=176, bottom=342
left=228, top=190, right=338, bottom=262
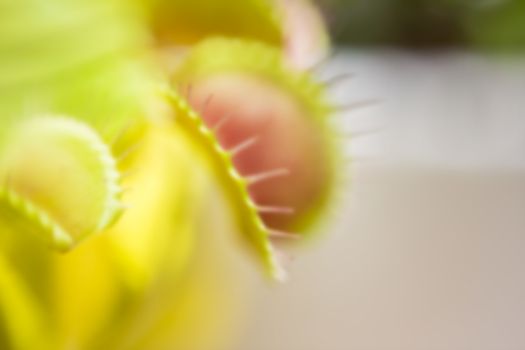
left=187, top=74, right=329, bottom=232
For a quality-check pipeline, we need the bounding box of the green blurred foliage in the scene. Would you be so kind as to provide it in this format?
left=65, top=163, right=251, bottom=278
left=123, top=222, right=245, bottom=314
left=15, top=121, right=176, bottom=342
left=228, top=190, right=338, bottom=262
left=465, top=0, right=525, bottom=50
left=320, top=0, right=525, bottom=51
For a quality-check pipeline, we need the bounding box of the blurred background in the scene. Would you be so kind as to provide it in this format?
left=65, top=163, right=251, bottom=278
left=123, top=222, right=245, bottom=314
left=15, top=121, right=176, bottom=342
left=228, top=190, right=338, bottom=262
left=235, top=1, right=525, bottom=349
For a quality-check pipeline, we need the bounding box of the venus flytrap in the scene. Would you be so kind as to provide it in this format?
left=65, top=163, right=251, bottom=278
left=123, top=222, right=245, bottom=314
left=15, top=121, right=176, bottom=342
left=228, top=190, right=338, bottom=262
left=0, top=0, right=157, bottom=348
left=0, top=116, right=125, bottom=249
left=0, top=0, right=344, bottom=348
left=0, top=0, right=151, bottom=250
left=164, top=89, right=286, bottom=280
left=0, top=0, right=152, bottom=256
left=172, top=38, right=340, bottom=236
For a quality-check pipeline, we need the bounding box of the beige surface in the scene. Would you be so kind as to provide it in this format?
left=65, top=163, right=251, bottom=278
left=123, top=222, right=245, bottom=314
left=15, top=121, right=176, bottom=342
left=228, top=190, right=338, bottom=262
left=234, top=51, right=525, bottom=350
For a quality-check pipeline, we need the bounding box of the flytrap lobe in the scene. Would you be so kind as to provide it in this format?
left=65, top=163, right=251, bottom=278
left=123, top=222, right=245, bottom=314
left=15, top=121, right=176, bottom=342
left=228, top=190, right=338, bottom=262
left=165, top=37, right=342, bottom=280
left=164, top=90, right=286, bottom=281
left=147, top=0, right=330, bottom=69
left=148, top=0, right=283, bottom=47
left=0, top=116, right=127, bottom=251
left=0, top=0, right=151, bottom=253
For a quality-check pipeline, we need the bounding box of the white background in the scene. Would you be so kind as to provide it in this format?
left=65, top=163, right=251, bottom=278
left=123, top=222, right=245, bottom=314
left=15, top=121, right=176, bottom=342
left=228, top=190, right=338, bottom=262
left=234, top=51, right=525, bottom=350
